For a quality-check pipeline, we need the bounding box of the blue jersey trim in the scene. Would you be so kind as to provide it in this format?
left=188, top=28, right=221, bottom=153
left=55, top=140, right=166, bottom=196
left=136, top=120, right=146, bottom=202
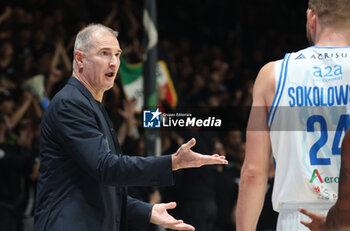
left=311, top=46, right=350, bottom=49
left=267, top=54, right=289, bottom=126
left=269, top=53, right=291, bottom=127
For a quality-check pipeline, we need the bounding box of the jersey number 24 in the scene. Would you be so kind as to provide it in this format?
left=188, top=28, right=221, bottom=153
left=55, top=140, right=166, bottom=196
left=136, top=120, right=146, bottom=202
left=307, top=114, right=350, bottom=165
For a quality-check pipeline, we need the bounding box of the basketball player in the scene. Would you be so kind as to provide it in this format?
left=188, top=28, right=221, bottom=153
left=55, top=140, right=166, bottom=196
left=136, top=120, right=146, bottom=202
left=298, top=128, right=350, bottom=230
left=236, top=0, right=350, bottom=230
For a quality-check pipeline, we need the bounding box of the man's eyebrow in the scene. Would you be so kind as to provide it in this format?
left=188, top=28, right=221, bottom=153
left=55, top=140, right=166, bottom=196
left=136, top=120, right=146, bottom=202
left=100, top=48, right=122, bottom=53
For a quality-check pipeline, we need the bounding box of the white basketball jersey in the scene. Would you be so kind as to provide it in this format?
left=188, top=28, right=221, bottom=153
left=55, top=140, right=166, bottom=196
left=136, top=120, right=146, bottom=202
left=268, top=46, right=350, bottom=212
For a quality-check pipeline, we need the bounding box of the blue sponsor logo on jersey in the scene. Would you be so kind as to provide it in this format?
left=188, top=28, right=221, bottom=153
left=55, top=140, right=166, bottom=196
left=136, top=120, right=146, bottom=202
left=295, top=54, right=306, bottom=60
left=295, top=52, right=348, bottom=60
left=310, top=52, right=348, bottom=60
left=312, top=65, right=343, bottom=79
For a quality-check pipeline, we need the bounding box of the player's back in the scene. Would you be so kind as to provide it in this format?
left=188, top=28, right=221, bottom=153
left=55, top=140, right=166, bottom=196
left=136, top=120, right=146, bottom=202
left=268, top=46, right=350, bottom=212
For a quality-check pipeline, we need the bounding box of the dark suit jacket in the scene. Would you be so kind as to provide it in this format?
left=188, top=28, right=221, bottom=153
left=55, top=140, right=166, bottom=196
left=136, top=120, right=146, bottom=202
left=35, top=77, right=173, bottom=231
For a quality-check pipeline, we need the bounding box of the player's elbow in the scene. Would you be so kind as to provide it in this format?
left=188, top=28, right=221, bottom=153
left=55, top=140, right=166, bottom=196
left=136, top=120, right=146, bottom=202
left=240, top=164, right=268, bottom=184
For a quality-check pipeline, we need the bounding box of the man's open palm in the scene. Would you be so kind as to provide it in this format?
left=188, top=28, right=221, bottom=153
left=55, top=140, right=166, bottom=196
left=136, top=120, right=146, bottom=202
left=150, top=202, right=195, bottom=230
left=172, top=138, right=228, bottom=171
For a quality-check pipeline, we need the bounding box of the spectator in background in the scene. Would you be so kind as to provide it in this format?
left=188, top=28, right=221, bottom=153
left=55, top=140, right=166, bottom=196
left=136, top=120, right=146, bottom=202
left=21, top=118, right=40, bottom=231
left=116, top=98, right=139, bottom=147
left=0, top=99, right=39, bottom=231
left=127, top=136, right=163, bottom=231
left=0, top=91, right=36, bottom=131
left=0, top=6, right=12, bottom=41
left=0, top=40, right=17, bottom=90
left=224, top=129, right=243, bottom=162
left=22, top=39, right=71, bottom=110
left=160, top=130, right=185, bottom=226
left=214, top=138, right=238, bottom=231
left=0, top=6, right=12, bottom=25
left=177, top=130, right=218, bottom=231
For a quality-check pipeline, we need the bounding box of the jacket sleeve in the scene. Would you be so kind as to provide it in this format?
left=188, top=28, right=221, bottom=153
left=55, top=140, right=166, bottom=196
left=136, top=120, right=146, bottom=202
left=51, top=97, right=174, bottom=187
left=127, top=195, right=153, bottom=230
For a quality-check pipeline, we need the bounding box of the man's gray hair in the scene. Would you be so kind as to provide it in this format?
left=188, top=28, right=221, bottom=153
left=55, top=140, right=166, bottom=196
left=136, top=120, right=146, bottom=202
left=72, top=23, right=119, bottom=69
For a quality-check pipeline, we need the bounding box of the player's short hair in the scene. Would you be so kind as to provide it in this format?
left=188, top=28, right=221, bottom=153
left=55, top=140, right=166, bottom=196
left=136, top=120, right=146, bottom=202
left=72, top=23, right=119, bottom=69
left=308, top=0, right=350, bottom=26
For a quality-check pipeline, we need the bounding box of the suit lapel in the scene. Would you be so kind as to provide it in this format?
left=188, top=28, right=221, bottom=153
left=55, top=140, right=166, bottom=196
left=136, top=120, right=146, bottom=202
left=67, top=77, right=122, bottom=154
left=93, top=101, right=122, bottom=154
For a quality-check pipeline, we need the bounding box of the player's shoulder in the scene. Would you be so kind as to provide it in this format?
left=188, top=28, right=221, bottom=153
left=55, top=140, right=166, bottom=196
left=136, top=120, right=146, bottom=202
left=254, top=61, right=276, bottom=89
left=255, top=48, right=305, bottom=85
left=257, top=47, right=308, bottom=80
left=258, top=61, right=275, bottom=76
left=249, top=61, right=277, bottom=107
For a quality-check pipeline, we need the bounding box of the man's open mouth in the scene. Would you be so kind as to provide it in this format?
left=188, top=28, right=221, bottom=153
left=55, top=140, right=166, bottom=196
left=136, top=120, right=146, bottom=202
left=105, top=72, right=114, bottom=77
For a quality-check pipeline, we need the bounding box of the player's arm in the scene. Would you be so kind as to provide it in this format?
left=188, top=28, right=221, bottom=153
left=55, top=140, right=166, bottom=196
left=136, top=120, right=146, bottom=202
left=299, top=130, right=350, bottom=231
left=325, top=129, right=350, bottom=230
left=236, top=62, right=275, bottom=231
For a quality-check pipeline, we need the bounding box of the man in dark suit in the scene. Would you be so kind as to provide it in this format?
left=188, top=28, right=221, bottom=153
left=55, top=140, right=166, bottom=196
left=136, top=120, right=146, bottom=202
left=34, top=24, right=227, bottom=231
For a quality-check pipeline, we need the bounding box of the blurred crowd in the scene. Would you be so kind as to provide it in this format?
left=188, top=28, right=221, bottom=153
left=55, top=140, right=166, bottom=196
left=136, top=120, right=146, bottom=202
left=0, top=0, right=308, bottom=230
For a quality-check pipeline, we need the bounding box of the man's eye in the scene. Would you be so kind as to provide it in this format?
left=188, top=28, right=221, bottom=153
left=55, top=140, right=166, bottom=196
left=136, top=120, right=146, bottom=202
left=102, top=51, right=109, bottom=56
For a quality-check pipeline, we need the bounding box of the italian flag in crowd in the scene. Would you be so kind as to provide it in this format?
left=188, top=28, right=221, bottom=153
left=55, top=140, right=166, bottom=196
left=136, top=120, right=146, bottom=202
left=119, top=56, right=177, bottom=112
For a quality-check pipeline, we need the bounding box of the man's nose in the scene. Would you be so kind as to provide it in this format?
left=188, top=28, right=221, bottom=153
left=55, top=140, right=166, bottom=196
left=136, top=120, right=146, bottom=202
left=110, top=55, right=119, bottom=67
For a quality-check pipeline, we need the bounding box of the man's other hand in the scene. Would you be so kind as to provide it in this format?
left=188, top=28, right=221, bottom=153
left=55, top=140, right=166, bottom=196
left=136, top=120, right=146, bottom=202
left=172, top=138, right=228, bottom=171
left=150, top=202, right=195, bottom=230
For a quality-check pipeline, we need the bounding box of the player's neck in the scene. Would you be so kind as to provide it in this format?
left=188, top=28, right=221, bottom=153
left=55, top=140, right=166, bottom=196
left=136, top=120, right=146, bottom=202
left=314, top=26, right=350, bottom=47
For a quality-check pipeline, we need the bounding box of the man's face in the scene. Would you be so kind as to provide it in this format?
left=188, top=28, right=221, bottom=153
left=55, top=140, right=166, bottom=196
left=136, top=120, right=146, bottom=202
left=82, top=30, right=122, bottom=93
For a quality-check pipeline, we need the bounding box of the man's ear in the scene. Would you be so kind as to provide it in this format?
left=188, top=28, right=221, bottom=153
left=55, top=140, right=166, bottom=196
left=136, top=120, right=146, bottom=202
left=307, top=9, right=317, bottom=31
left=74, top=50, right=85, bottom=68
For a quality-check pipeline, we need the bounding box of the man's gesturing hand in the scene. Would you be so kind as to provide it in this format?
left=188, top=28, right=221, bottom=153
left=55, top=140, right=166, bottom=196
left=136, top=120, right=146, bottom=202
left=172, top=138, right=228, bottom=171
left=150, top=202, right=195, bottom=231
